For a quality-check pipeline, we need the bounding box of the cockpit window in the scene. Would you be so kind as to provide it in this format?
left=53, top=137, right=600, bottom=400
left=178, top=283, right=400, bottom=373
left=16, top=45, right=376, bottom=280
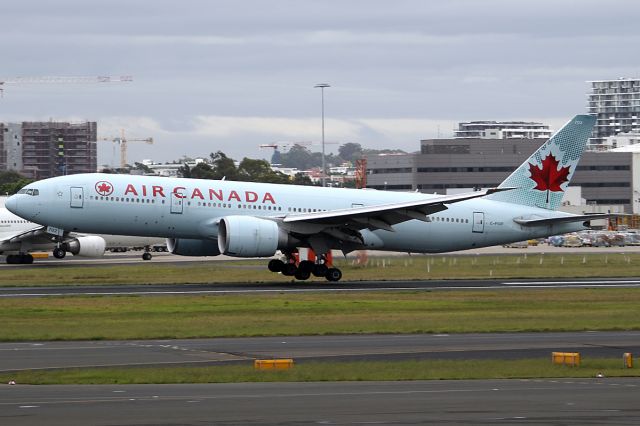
left=17, top=188, right=39, bottom=196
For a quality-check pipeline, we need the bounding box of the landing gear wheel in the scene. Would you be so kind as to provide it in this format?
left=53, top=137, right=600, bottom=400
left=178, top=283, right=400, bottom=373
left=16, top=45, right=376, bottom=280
left=268, top=259, right=284, bottom=272
left=294, top=268, right=311, bottom=280
left=282, top=263, right=297, bottom=276
left=6, top=254, right=34, bottom=264
left=142, top=252, right=152, bottom=261
left=325, top=268, right=342, bottom=282
left=312, top=263, right=328, bottom=277
left=53, top=247, right=66, bottom=259
left=298, top=260, right=314, bottom=273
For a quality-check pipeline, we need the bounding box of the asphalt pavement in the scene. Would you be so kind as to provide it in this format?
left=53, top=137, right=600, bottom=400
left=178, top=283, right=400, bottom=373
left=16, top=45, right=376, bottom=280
left=2, top=331, right=640, bottom=372
left=2, top=379, right=639, bottom=425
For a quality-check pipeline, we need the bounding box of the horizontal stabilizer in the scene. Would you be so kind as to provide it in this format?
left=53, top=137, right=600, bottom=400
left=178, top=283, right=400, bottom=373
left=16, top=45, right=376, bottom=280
left=514, top=213, right=623, bottom=227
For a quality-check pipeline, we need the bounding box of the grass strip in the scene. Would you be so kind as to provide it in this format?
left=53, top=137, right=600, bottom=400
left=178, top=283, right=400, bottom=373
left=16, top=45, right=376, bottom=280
left=0, top=253, right=638, bottom=286
left=2, top=288, right=640, bottom=341
left=1, top=358, right=638, bottom=385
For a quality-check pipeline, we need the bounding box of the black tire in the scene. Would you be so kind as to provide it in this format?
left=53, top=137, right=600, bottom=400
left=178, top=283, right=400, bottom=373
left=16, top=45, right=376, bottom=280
left=294, top=268, right=311, bottom=280
left=142, top=252, right=152, bottom=261
left=282, top=263, right=297, bottom=276
left=21, top=254, right=34, bottom=264
left=6, top=255, right=17, bottom=264
left=325, top=268, right=342, bottom=282
left=312, top=263, right=328, bottom=277
left=268, top=259, right=284, bottom=272
left=53, top=247, right=66, bottom=259
left=298, top=260, right=314, bottom=273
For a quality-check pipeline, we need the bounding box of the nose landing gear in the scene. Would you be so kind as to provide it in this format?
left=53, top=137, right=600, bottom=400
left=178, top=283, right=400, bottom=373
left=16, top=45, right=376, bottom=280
left=52, top=247, right=66, bottom=259
left=142, top=246, right=153, bottom=261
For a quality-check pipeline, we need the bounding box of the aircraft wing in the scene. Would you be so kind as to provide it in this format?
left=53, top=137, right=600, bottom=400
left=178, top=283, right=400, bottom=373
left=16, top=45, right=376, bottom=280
left=513, top=213, right=622, bottom=227
left=282, top=187, right=512, bottom=232
left=0, top=225, right=56, bottom=247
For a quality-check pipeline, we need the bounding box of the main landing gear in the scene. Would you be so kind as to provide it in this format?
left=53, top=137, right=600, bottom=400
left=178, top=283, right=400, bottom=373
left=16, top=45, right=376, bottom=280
left=267, top=252, right=342, bottom=282
left=5, top=253, right=34, bottom=264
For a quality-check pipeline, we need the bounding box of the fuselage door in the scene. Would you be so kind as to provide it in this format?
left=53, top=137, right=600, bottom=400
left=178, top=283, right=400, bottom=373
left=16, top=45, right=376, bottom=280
left=472, top=212, right=484, bottom=233
left=70, top=187, right=84, bottom=208
left=170, top=193, right=184, bottom=214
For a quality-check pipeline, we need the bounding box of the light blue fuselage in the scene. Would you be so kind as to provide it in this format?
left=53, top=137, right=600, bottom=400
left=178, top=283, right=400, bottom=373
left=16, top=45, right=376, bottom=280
left=8, top=173, right=586, bottom=254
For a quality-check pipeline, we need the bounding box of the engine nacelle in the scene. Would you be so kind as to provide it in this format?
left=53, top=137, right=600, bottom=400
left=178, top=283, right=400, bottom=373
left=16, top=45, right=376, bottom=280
left=64, top=236, right=106, bottom=257
left=166, top=238, right=221, bottom=256
left=218, top=215, right=288, bottom=257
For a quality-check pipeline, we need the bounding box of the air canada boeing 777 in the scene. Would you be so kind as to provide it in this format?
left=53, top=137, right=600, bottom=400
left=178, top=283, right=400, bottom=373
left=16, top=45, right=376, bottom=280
left=6, top=115, right=613, bottom=280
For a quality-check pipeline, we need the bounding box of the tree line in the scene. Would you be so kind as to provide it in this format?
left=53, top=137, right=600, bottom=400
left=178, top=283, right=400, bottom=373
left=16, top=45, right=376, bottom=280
left=178, top=151, right=314, bottom=185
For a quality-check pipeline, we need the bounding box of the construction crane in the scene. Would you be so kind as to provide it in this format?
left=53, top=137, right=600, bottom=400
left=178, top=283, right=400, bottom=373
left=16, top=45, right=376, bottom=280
left=355, top=158, right=368, bottom=189
left=99, top=129, right=153, bottom=168
left=0, top=75, right=133, bottom=97
left=259, top=140, right=338, bottom=152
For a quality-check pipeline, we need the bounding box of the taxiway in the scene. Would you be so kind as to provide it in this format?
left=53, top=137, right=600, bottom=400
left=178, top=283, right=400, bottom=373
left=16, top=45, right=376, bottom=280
left=2, top=331, right=639, bottom=372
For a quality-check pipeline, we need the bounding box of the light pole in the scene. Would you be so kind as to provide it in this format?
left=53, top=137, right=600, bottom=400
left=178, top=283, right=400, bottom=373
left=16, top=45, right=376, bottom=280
left=314, top=83, right=330, bottom=186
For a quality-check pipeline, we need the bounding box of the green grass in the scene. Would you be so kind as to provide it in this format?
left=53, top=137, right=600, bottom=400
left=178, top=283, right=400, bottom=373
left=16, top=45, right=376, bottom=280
left=2, top=288, right=640, bottom=341
left=2, top=358, right=638, bottom=385
left=0, top=253, right=638, bottom=286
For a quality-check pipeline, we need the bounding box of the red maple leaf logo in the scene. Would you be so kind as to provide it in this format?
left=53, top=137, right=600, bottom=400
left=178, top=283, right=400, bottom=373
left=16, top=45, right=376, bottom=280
left=95, top=181, right=114, bottom=196
left=528, top=153, right=570, bottom=193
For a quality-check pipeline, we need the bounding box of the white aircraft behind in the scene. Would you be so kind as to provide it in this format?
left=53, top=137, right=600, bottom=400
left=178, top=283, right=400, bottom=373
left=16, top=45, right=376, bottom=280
left=6, top=115, right=614, bottom=279
left=0, top=206, right=165, bottom=264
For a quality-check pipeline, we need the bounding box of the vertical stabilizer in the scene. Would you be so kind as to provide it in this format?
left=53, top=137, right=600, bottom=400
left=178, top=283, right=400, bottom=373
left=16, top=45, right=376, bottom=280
left=487, top=114, right=596, bottom=210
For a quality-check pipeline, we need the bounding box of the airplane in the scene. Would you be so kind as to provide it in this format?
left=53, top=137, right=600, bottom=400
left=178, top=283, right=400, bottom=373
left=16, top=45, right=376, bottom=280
left=5, top=114, right=615, bottom=280
left=0, top=206, right=165, bottom=264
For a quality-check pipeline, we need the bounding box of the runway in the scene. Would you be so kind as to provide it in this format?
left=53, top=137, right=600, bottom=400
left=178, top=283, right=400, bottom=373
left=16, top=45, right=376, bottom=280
left=2, top=379, right=639, bottom=425
left=2, top=331, right=639, bottom=372
left=2, top=277, right=640, bottom=298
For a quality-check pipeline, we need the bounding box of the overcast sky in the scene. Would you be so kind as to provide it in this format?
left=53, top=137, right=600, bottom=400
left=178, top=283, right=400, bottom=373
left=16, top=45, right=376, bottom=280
left=1, top=0, right=638, bottom=166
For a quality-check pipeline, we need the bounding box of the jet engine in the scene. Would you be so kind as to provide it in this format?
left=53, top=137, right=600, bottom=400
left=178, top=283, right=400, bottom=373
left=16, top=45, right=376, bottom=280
left=166, top=238, right=221, bottom=256
left=218, top=215, right=292, bottom=257
left=63, top=236, right=107, bottom=257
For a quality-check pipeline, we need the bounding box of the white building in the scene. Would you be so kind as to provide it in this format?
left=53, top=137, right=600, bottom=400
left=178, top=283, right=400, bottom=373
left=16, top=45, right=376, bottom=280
left=454, top=121, right=551, bottom=139
left=587, top=78, right=640, bottom=148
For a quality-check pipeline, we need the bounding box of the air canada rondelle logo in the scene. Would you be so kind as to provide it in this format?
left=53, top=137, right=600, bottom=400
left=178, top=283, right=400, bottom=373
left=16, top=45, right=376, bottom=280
left=95, top=181, right=114, bottom=196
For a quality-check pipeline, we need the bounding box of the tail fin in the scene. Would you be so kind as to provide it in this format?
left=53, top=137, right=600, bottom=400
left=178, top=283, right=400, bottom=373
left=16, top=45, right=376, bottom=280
left=487, top=114, right=596, bottom=210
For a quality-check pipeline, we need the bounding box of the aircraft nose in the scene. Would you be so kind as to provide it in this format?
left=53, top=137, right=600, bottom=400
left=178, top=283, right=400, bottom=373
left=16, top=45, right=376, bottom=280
left=5, top=195, right=18, bottom=214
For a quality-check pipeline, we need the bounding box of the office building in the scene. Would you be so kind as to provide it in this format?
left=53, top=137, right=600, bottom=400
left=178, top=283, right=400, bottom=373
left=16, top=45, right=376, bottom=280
left=587, top=78, right=640, bottom=148
left=367, top=137, right=640, bottom=214
left=1, top=121, right=97, bottom=179
left=454, top=121, right=551, bottom=139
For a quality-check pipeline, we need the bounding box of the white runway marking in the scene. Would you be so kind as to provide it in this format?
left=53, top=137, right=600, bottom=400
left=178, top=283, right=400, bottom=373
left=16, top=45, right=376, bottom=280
left=1, top=279, right=640, bottom=298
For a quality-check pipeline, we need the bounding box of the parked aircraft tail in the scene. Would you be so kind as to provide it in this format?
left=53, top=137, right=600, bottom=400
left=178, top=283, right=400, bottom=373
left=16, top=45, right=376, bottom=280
left=487, top=114, right=596, bottom=210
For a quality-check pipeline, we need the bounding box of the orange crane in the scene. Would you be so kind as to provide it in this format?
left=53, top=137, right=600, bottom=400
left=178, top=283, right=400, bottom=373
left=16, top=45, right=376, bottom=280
left=99, top=129, right=153, bottom=168
left=0, top=75, right=133, bottom=97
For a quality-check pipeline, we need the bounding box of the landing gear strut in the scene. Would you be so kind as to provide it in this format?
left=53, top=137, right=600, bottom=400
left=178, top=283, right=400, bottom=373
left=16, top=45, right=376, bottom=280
left=266, top=251, right=342, bottom=282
